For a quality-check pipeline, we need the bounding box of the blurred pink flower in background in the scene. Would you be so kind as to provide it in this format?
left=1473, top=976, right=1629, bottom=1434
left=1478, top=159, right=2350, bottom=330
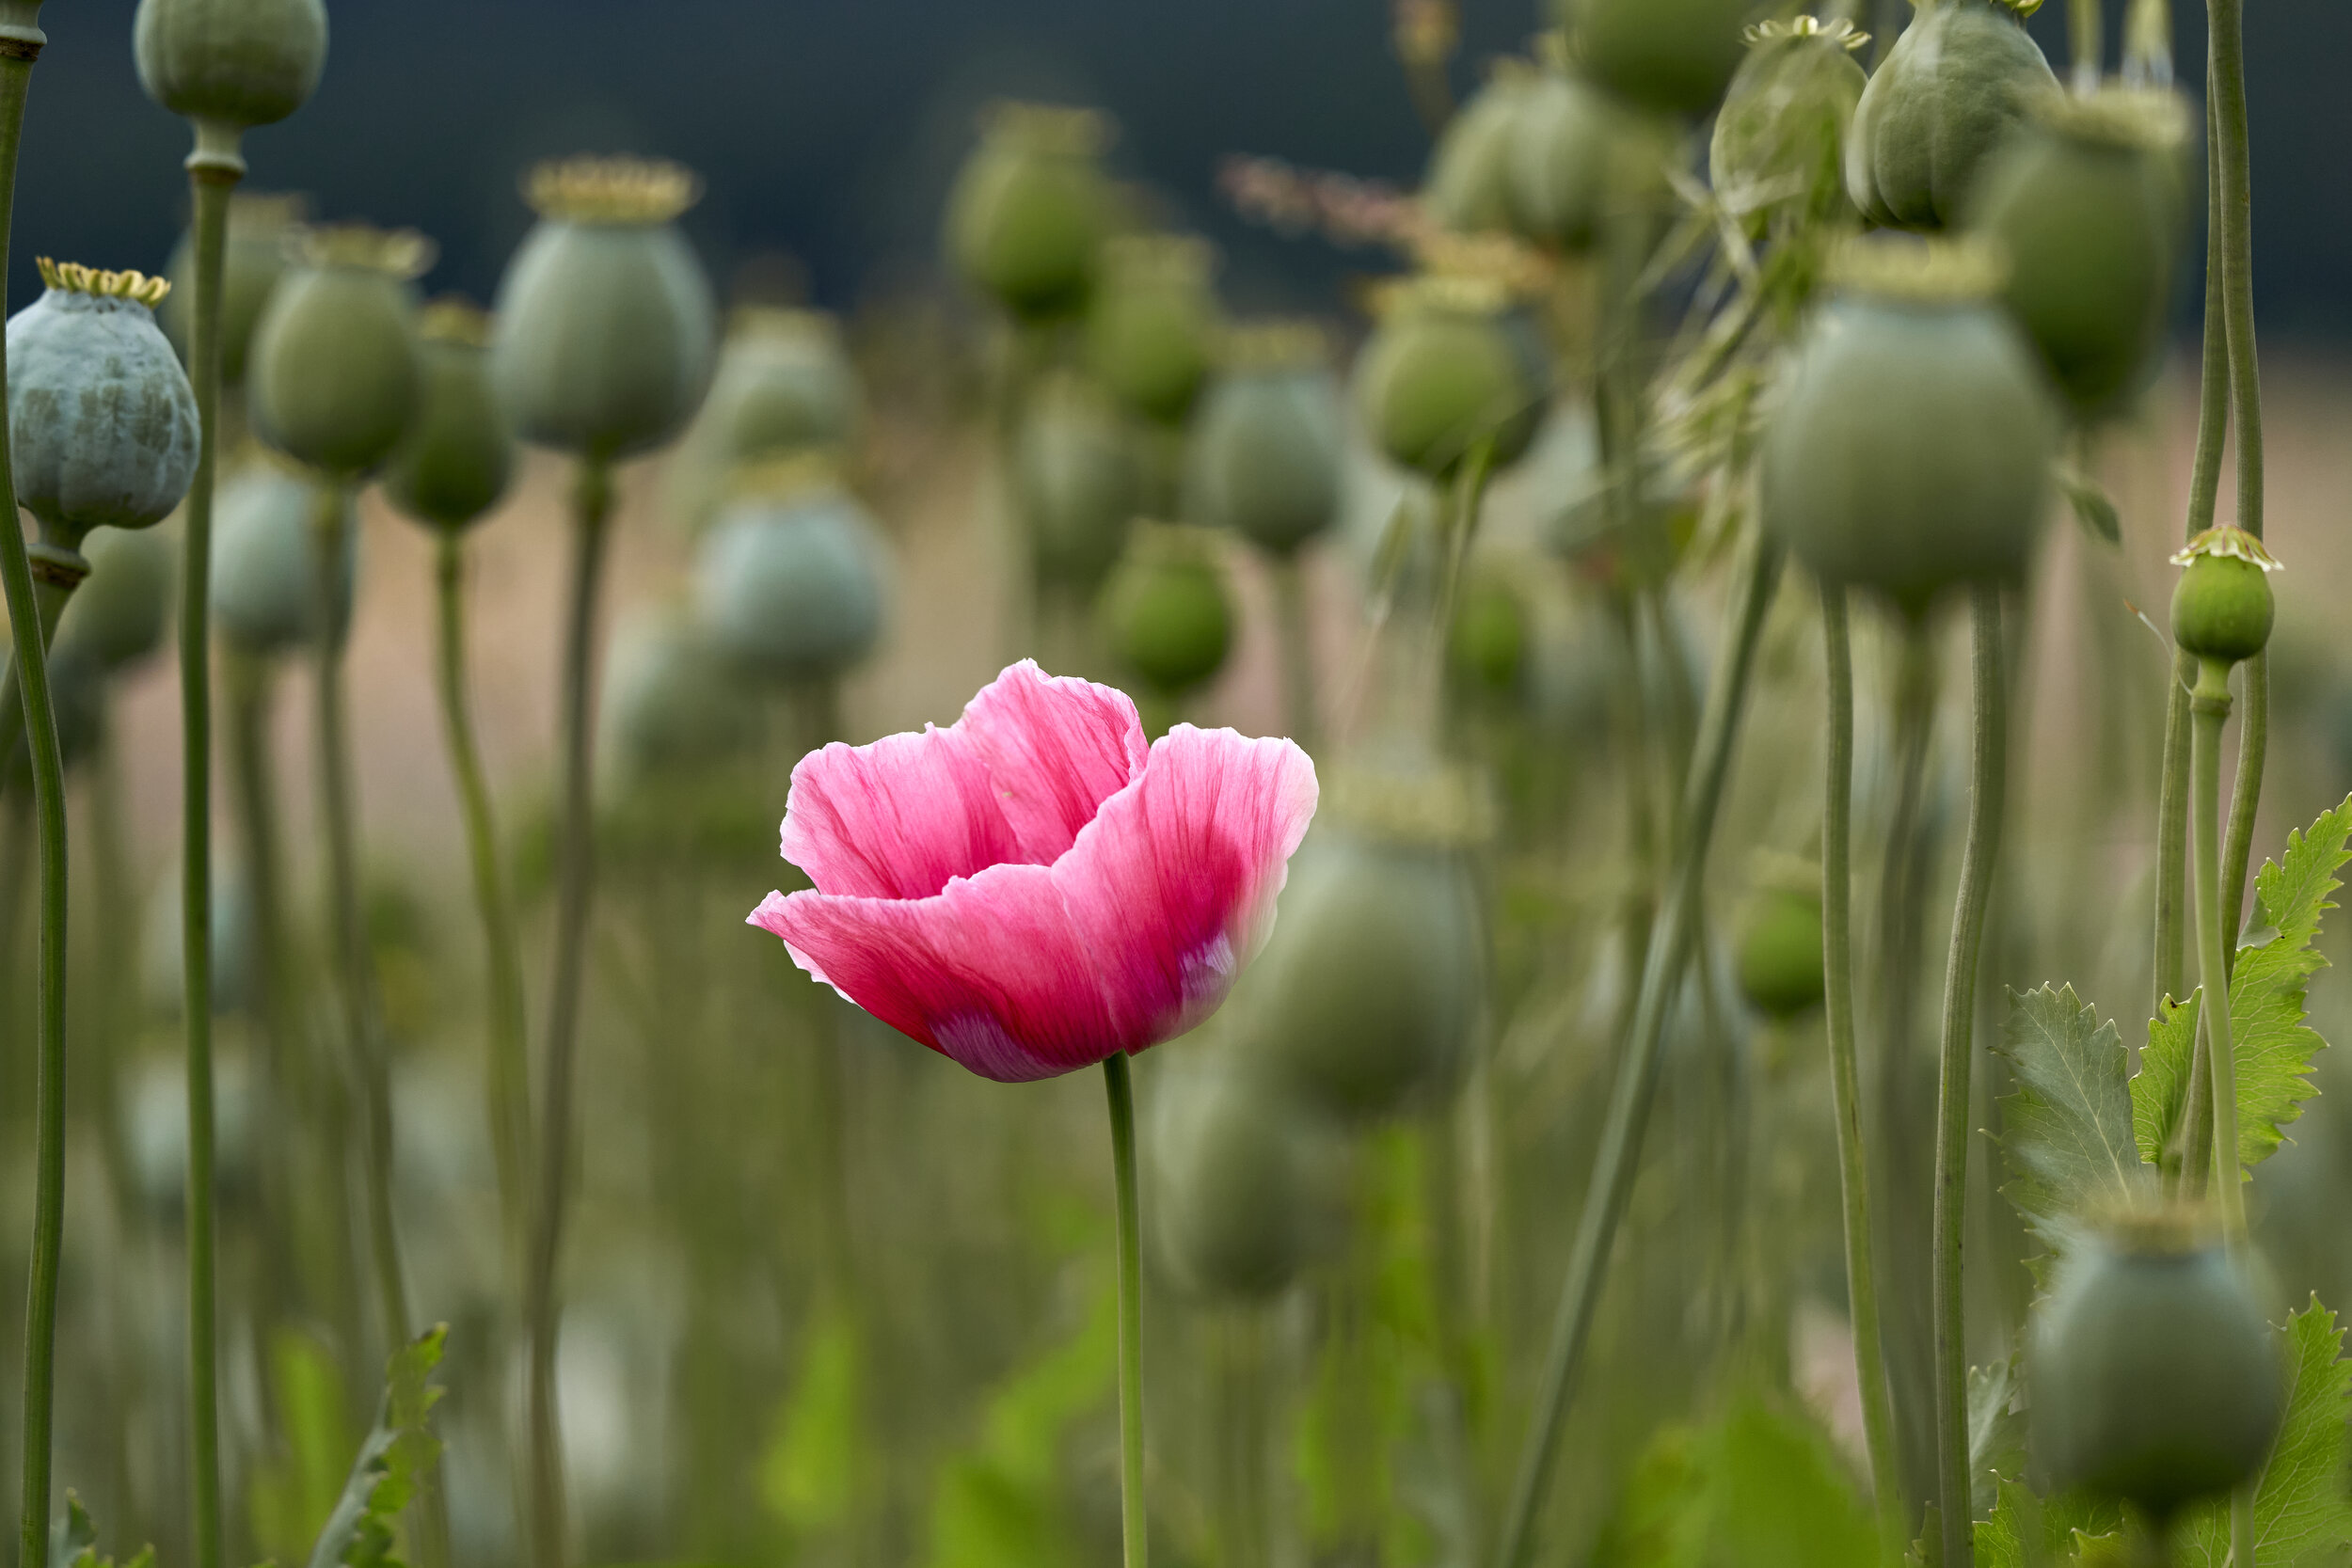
left=749, top=660, right=1318, bottom=1081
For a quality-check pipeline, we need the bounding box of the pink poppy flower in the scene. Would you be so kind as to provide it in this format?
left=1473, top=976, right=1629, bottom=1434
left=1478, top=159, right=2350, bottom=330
left=748, top=660, right=1319, bottom=1082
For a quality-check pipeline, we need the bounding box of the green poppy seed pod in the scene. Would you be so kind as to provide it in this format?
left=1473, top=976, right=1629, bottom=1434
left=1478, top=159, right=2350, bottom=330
left=133, top=0, right=326, bottom=135
left=492, top=157, right=720, bottom=462
left=9, top=261, right=200, bottom=542
left=2030, top=1209, right=2283, bottom=1519
left=1152, top=1057, right=1342, bottom=1301
left=1250, top=767, right=1491, bottom=1121
left=248, top=226, right=430, bottom=481
left=1424, top=61, right=1537, bottom=236
left=1015, top=372, right=1146, bottom=591
left=1710, top=18, right=1871, bottom=233
left=946, top=102, right=1113, bottom=322
left=1101, top=525, right=1233, bottom=697
left=662, top=307, right=863, bottom=536
left=1737, top=886, right=1826, bottom=1020
left=1563, top=0, right=1751, bottom=119
left=56, top=530, right=173, bottom=675
left=693, top=479, right=889, bottom=683
left=1185, top=323, right=1343, bottom=557
left=1847, top=0, right=2058, bottom=231
left=1354, top=276, right=1549, bottom=479
left=1449, top=578, right=1528, bottom=696
left=2169, top=527, right=2278, bottom=669
left=1970, top=88, right=2192, bottom=420
left=602, top=612, right=759, bottom=782
left=1759, top=239, right=2058, bottom=615
left=160, top=191, right=305, bottom=387
left=1505, top=62, right=1645, bottom=252
left=1084, top=234, right=1220, bottom=425
left=210, top=459, right=356, bottom=656
left=383, top=300, right=517, bottom=531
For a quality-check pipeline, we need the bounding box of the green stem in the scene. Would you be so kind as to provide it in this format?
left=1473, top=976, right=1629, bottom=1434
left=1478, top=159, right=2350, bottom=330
left=1270, top=553, right=1319, bottom=752
left=2069, top=0, right=2103, bottom=87
left=434, top=531, right=532, bottom=1249
left=1104, top=1050, right=1148, bottom=1568
left=0, top=533, right=84, bottom=786
left=1821, top=587, right=1902, bottom=1550
left=1934, top=585, right=2010, bottom=1568
left=1490, top=535, right=1783, bottom=1568
left=2217, top=654, right=2265, bottom=976
left=528, top=458, right=616, bottom=1568
left=2153, top=669, right=2192, bottom=1015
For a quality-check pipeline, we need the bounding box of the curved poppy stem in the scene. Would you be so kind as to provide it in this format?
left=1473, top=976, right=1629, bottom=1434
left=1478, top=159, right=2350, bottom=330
left=1490, top=534, right=1782, bottom=1568
left=1104, top=1049, right=1149, bottom=1568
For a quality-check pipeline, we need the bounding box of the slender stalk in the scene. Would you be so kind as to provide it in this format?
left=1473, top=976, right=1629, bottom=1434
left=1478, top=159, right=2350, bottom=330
left=1933, top=585, right=2009, bottom=1568
left=528, top=458, right=617, bottom=1568
left=2069, top=0, right=2103, bottom=89
left=433, top=531, right=532, bottom=1245
left=1820, top=588, right=1901, bottom=1549
left=0, top=533, right=84, bottom=785
left=1104, top=1050, right=1148, bottom=1568
left=1490, top=536, right=1783, bottom=1568
left=1270, top=553, right=1319, bottom=751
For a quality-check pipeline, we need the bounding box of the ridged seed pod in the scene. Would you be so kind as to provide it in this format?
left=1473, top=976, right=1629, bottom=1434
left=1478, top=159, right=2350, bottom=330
left=1969, top=87, right=2192, bottom=420
left=210, top=459, right=356, bottom=656
left=946, top=103, right=1113, bottom=322
left=56, top=530, right=174, bottom=675
left=1152, top=1056, right=1341, bottom=1301
left=492, top=157, right=720, bottom=462
left=1085, top=234, right=1220, bottom=425
left=1185, top=323, right=1343, bottom=558
left=160, top=192, right=305, bottom=388
left=1847, top=0, right=2058, bottom=230
left=665, top=307, right=861, bottom=535
left=248, top=225, right=430, bottom=481
left=1759, top=240, right=2058, bottom=616
left=693, top=471, right=889, bottom=684
left=10, top=261, right=200, bottom=543
left=1354, top=275, right=1548, bottom=478
left=384, top=300, right=517, bottom=531
left=1710, top=18, right=1871, bottom=233
left=1015, top=372, right=1146, bottom=591
left=1101, top=524, right=1232, bottom=698
left=134, top=0, right=327, bottom=134
left=1424, top=61, right=1536, bottom=236
left=2169, top=527, right=2278, bottom=669
left=602, top=612, right=759, bottom=783
left=1563, top=0, right=1751, bottom=119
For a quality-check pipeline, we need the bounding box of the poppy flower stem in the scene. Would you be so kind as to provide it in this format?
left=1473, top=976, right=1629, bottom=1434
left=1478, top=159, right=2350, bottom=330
left=1104, top=1048, right=1149, bottom=1568
left=1491, top=533, right=1782, bottom=1568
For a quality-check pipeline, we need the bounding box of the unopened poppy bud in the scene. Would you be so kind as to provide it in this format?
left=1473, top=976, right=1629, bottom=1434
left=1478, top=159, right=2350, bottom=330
left=1101, top=525, right=1233, bottom=698
left=1354, top=274, right=1548, bottom=479
left=1847, top=0, right=2057, bottom=231
left=384, top=300, right=516, bottom=532
left=1016, top=372, right=1146, bottom=591
left=2169, top=527, right=2279, bottom=669
left=1186, top=323, right=1343, bottom=558
left=946, top=102, right=1113, bottom=322
left=1423, top=61, right=1536, bottom=237
left=210, top=460, right=356, bottom=656
left=694, top=468, right=889, bottom=684
left=160, top=191, right=306, bottom=387
left=1561, top=0, right=1751, bottom=119
left=134, top=0, right=326, bottom=137
left=1085, top=234, right=1219, bottom=426
left=248, top=225, right=431, bottom=481
left=1737, top=882, right=1826, bottom=1021
left=56, top=531, right=173, bottom=676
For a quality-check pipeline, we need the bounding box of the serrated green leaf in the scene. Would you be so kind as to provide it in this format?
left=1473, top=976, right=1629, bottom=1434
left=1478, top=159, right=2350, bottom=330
left=1997, top=986, right=2149, bottom=1277
left=2131, top=992, right=2199, bottom=1170
left=47, top=1491, right=156, bottom=1568
left=1972, top=1477, right=2125, bottom=1568
left=1590, top=1398, right=1877, bottom=1568
left=306, top=1325, right=448, bottom=1568
left=1971, top=1359, right=2028, bottom=1521
left=2175, top=1297, right=2352, bottom=1568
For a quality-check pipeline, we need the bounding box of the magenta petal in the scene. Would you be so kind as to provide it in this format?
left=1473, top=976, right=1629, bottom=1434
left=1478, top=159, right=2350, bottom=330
left=960, top=659, right=1150, bottom=864
left=1053, top=725, right=1319, bottom=1051
left=747, top=871, right=1120, bottom=1083
left=779, top=724, right=1026, bottom=900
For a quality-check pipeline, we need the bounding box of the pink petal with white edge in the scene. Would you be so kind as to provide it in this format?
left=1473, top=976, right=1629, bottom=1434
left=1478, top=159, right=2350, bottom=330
left=959, top=659, right=1150, bottom=863
left=779, top=723, right=1025, bottom=900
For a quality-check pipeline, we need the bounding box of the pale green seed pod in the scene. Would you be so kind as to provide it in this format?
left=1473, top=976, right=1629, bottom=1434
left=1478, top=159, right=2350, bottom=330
left=1354, top=275, right=1548, bottom=478
left=1506, top=66, right=1625, bottom=252
left=210, top=458, right=356, bottom=656
left=2169, top=527, right=2278, bottom=669
left=1084, top=234, right=1220, bottom=425
left=1847, top=0, right=2058, bottom=231
left=134, top=0, right=327, bottom=133
left=1152, top=1053, right=1343, bottom=1301
left=1425, top=61, right=1537, bottom=236
left=1562, top=0, right=1751, bottom=119
left=601, top=611, right=759, bottom=782
left=56, top=530, right=174, bottom=675
left=1710, top=18, right=1871, bottom=234
left=1015, top=372, right=1146, bottom=591
left=492, top=157, right=720, bottom=462
left=664, top=307, right=862, bottom=534
left=1101, top=524, right=1232, bottom=698
left=160, top=191, right=305, bottom=388
left=694, top=476, right=889, bottom=683
left=383, top=300, right=517, bottom=532
left=1185, top=323, right=1343, bottom=558
left=10, top=261, right=199, bottom=542
left=248, top=225, right=430, bottom=481
left=946, top=103, right=1113, bottom=322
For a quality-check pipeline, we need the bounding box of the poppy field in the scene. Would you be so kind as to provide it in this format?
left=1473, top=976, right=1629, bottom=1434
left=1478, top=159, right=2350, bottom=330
left=2, top=1, right=2350, bottom=1568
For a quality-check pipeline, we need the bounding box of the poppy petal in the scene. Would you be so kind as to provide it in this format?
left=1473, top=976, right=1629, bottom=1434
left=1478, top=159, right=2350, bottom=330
left=960, top=659, right=1150, bottom=863
left=780, top=724, right=1026, bottom=900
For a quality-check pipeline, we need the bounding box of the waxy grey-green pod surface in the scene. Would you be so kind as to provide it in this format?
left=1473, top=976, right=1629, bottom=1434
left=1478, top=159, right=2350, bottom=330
left=1085, top=244, right=1219, bottom=426
left=1102, top=546, right=1232, bottom=696
left=1711, top=28, right=1869, bottom=232
left=493, top=221, right=719, bottom=461
left=601, top=612, right=759, bottom=783
left=1186, top=366, right=1343, bottom=557
left=1354, top=282, right=1548, bottom=478
left=1506, top=71, right=1627, bottom=252
left=385, top=335, right=516, bottom=531
left=1564, top=0, right=1751, bottom=119
left=1016, top=373, right=1145, bottom=591
left=56, top=529, right=174, bottom=675
left=133, top=0, right=327, bottom=132
left=694, top=491, right=889, bottom=683
left=249, top=261, right=422, bottom=480
left=9, top=283, right=199, bottom=537
left=946, top=109, right=1111, bottom=322
left=210, top=460, right=356, bottom=655
left=1846, top=0, right=2058, bottom=230
left=1424, top=66, right=1535, bottom=237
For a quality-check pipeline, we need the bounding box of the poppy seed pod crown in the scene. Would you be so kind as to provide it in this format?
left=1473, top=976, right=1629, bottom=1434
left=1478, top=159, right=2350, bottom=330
left=248, top=225, right=431, bottom=481
left=384, top=300, right=517, bottom=533
left=133, top=0, right=326, bottom=138
left=2170, top=526, right=2279, bottom=668
left=10, top=259, right=201, bottom=543
left=492, top=155, right=720, bottom=462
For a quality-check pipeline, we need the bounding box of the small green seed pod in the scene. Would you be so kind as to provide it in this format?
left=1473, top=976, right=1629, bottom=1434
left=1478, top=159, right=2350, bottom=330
left=1152, top=1055, right=1342, bottom=1301
left=1015, top=372, right=1146, bottom=591
left=694, top=472, right=889, bottom=684
left=2030, top=1209, right=2283, bottom=1520
left=11, top=261, right=200, bottom=542
left=1185, top=323, right=1343, bottom=558
left=1847, top=0, right=2058, bottom=231
left=1711, top=18, right=1871, bottom=234
left=1737, top=885, right=1826, bottom=1020
left=248, top=226, right=431, bottom=481
left=492, top=157, right=720, bottom=462
left=210, top=458, right=357, bottom=656
left=383, top=300, right=517, bottom=532
left=665, top=307, right=862, bottom=535
left=1758, top=239, right=2058, bottom=615
left=601, top=611, right=760, bottom=783
left=2169, top=527, right=2278, bottom=669
left=1506, top=55, right=1668, bottom=253
left=160, top=191, right=306, bottom=388
left=56, top=530, right=173, bottom=676
left=946, top=102, right=1113, bottom=323
left=1085, top=234, right=1220, bottom=425
left=1562, top=0, right=1751, bottom=119
left=1424, top=60, right=1537, bottom=237
left=134, top=0, right=327, bottom=135
left=1101, top=524, right=1232, bottom=697
left=1353, top=275, right=1549, bottom=479
left=1969, top=87, right=2192, bottom=420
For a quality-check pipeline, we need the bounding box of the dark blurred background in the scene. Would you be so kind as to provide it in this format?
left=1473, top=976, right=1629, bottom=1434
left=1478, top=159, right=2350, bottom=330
left=11, top=0, right=2350, bottom=335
